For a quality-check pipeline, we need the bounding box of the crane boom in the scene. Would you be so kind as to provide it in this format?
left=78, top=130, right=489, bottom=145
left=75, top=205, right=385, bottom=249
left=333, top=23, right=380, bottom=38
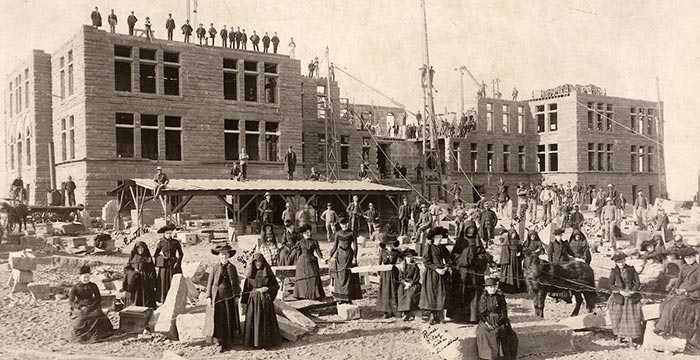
left=460, top=65, right=481, bottom=88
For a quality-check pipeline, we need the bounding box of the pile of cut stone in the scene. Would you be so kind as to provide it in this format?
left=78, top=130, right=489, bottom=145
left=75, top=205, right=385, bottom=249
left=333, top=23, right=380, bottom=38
left=7, top=250, right=51, bottom=299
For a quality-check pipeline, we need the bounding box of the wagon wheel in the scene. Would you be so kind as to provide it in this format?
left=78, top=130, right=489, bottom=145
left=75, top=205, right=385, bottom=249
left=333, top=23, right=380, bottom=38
left=7, top=221, right=16, bottom=233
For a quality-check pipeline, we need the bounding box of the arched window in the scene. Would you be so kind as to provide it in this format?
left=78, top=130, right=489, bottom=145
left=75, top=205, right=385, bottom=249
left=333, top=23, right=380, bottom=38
left=9, top=135, right=15, bottom=169
left=16, top=132, right=23, bottom=168
left=25, top=128, right=31, bottom=166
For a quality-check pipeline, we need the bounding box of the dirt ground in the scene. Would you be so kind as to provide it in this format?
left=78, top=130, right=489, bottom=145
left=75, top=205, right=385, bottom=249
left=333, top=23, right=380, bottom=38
left=0, top=209, right=698, bottom=360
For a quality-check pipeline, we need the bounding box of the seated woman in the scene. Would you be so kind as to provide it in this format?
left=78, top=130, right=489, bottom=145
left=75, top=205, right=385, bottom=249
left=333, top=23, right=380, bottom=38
left=122, top=240, right=157, bottom=308
left=203, top=244, right=241, bottom=352
left=655, top=247, right=700, bottom=355
left=293, top=224, right=325, bottom=300
left=608, top=253, right=643, bottom=346
left=256, top=223, right=279, bottom=266
left=638, top=253, right=665, bottom=294
left=397, top=249, right=421, bottom=321
left=375, top=235, right=400, bottom=318
left=64, top=265, right=114, bottom=343
left=241, top=253, right=281, bottom=349
left=475, top=278, right=518, bottom=360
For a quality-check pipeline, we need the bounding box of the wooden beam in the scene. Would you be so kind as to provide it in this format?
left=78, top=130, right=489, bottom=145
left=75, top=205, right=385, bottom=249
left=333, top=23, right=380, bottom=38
left=350, top=264, right=394, bottom=273
left=172, top=195, right=194, bottom=213
left=359, top=194, right=369, bottom=205
left=386, top=194, right=399, bottom=211
left=239, top=195, right=258, bottom=215
left=215, top=195, right=236, bottom=214
left=274, top=299, right=317, bottom=331
left=335, top=194, right=348, bottom=209
left=304, top=194, right=316, bottom=206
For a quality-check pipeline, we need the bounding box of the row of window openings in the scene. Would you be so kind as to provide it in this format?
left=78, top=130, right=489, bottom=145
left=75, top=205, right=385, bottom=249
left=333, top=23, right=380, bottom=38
left=535, top=104, right=558, bottom=133
left=7, top=131, right=32, bottom=170
left=485, top=113, right=526, bottom=133
left=8, top=69, right=31, bottom=117
left=312, top=134, right=351, bottom=169
left=59, top=50, right=75, bottom=101
left=453, top=144, right=529, bottom=173
left=586, top=143, right=655, bottom=172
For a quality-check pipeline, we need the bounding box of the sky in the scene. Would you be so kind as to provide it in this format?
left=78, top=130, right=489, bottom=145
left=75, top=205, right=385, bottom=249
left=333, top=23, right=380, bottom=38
left=1, top=0, right=698, bottom=199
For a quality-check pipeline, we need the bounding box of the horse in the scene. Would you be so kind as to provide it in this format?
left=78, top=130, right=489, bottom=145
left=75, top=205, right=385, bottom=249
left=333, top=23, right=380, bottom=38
left=0, top=201, right=32, bottom=233
left=523, top=254, right=598, bottom=318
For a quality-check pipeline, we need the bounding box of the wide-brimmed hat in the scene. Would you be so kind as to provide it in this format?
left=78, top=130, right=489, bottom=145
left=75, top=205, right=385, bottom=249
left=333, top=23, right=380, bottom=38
left=264, top=192, right=271, bottom=197
left=211, top=244, right=236, bottom=257
left=679, top=247, right=699, bottom=258
left=484, top=278, right=498, bottom=286
left=427, top=226, right=449, bottom=240
left=157, top=224, right=176, bottom=233
left=553, top=228, right=565, bottom=236
left=612, top=253, right=627, bottom=262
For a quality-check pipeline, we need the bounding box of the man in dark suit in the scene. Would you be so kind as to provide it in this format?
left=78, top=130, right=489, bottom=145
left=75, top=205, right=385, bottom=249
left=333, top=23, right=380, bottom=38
left=220, top=25, right=228, bottom=47
left=181, top=20, right=193, bottom=43
left=240, top=29, right=248, bottom=49
left=346, top=195, right=363, bottom=237
left=107, top=9, right=117, bottom=33
left=234, top=27, right=242, bottom=49
left=284, top=146, right=297, bottom=180
left=228, top=26, right=235, bottom=48
left=165, top=13, right=176, bottom=41
left=196, top=23, right=206, bottom=45
left=250, top=31, right=260, bottom=51
left=127, top=11, right=138, bottom=36
left=91, top=7, right=102, bottom=29
left=398, top=198, right=411, bottom=236
left=262, top=32, right=271, bottom=53
left=271, top=32, right=280, bottom=53
left=258, top=192, right=275, bottom=224
left=208, top=23, right=217, bottom=46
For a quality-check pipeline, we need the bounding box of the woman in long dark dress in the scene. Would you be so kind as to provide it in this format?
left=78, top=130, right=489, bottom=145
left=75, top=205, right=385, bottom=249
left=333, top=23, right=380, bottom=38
left=419, top=226, right=453, bottom=325
left=569, top=229, right=592, bottom=264
left=327, top=217, right=362, bottom=303
left=607, top=252, right=643, bottom=346
left=448, top=221, right=488, bottom=323
left=475, top=278, right=518, bottom=360
left=656, top=247, right=700, bottom=354
left=376, top=235, right=400, bottom=318
left=63, top=265, right=114, bottom=343
left=241, top=253, right=281, bottom=349
left=397, top=249, right=421, bottom=321
left=278, top=220, right=301, bottom=266
left=294, top=224, right=325, bottom=300
left=499, top=229, right=525, bottom=293
left=122, top=240, right=157, bottom=308
left=153, top=224, right=183, bottom=303
left=522, top=230, right=545, bottom=258
left=548, top=228, right=575, bottom=302
left=203, top=245, right=241, bottom=352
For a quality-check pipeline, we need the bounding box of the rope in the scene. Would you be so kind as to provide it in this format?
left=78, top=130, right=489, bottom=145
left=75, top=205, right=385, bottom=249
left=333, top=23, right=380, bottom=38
left=575, top=100, right=664, bottom=147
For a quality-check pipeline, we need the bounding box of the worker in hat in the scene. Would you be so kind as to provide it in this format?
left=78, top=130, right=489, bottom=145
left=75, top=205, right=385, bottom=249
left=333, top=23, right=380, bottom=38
left=398, top=198, right=411, bottom=237
left=258, top=192, right=275, bottom=224
left=608, top=252, right=643, bottom=346
left=152, top=166, right=169, bottom=199
left=320, top=203, right=338, bottom=242
left=634, top=190, right=649, bottom=230
left=281, top=202, right=295, bottom=227
left=346, top=195, right=363, bottom=237
left=600, top=197, right=618, bottom=249
left=475, top=277, right=518, bottom=359
left=152, top=224, right=182, bottom=303
left=364, top=203, right=380, bottom=236
left=416, top=203, right=432, bottom=256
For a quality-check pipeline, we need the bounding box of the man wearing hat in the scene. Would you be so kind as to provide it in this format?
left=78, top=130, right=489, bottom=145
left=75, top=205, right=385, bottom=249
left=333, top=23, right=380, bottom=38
left=346, top=195, right=363, bottom=237
left=539, top=184, right=554, bottom=222
left=655, top=207, right=669, bottom=233
left=258, top=192, right=275, bottom=224
left=203, top=244, right=240, bottom=352
left=296, top=204, right=314, bottom=229
left=600, top=197, right=618, bottom=249
left=364, top=203, right=380, bottom=236
left=281, top=202, right=295, bottom=227
left=606, top=184, right=619, bottom=209
left=634, top=190, right=649, bottom=230
left=153, top=224, right=183, bottom=303
left=479, top=202, right=498, bottom=244
left=398, top=198, right=411, bottom=237
left=416, top=203, right=432, bottom=255
left=320, top=203, right=339, bottom=242
left=569, top=204, right=585, bottom=229
left=152, top=166, right=169, bottom=199
left=284, top=146, right=297, bottom=180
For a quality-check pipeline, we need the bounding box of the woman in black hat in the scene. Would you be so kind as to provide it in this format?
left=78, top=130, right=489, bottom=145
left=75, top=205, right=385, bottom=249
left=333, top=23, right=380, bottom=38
left=278, top=219, right=300, bottom=266
left=419, top=226, right=453, bottom=325
left=569, top=229, right=592, bottom=264
left=122, top=240, right=157, bottom=308
left=327, top=217, right=362, bottom=303
left=448, top=220, right=489, bottom=323
left=397, top=249, right=421, bottom=321
left=203, top=245, right=241, bottom=352
left=63, top=265, right=114, bottom=343
left=256, top=223, right=279, bottom=266
left=293, top=224, right=325, bottom=300
left=608, top=252, right=643, bottom=346
left=548, top=228, right=576, bottom=302
left=241, top=253, right=281, bottom=348
left=656, top=246, right=700, bottom=354
left=375, top=234, right=400, bottom=318
left=475, top=278, right=518, bottom=360
left=499, top=229, right=525, bottom=293
left=522, top=230, right=545, bottom=258
left=153, top=224, right=183, bottom=303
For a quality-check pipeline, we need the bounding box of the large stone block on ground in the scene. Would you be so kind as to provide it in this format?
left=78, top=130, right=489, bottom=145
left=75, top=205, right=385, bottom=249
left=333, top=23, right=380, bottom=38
left=643, top=320, right=686, bottom=352
left=538, top=223, right=553, bottom=245
left=559, top=312, right=608, bottom=330
left=274, top=299, right=317, bottom=331
left=276, top=314, right=309, bottom=342
left=398, top=235, right=410, bottom=245
left=120, top=306, right=153, bottom=333
left=642, top=303, right=660, bottom=321
left=3, top=234, right=21, bottom=245
left=9, top=252, right=37, bottom=271
left=59, top=223, right=86, bottom=235
left=421, top=320, right=573, bottom=360
left=237, top=235, right=259, bottom=251
left=181, top=233, right=198, bottom=246
left=11, top=269, right=34, bottom=283
left=62, top=236, right=87, bottom=248
left=337, top=303, right=361, bottom=320
left=12, top=282, right=28, bottom=293
left=20, top=235, right=44, bottom=248
left=175, top=313, right=206, bottom=342
left=181, top=261, right=208, bottom=286
left=27, top=282, right=51, bottom=300
left=34, top=223, right=53, bottom=235
left=153, top=274, right=189, bottom=339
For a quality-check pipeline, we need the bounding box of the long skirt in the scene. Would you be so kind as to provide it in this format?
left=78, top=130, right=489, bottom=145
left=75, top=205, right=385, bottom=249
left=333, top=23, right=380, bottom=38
left=376, top=267, right=399, bottom=314
left=213, top=294, right=241, bottom=348
left=294, top=254, right=325, bottom=300
left=397, top=283, right=421, bottom=312
left=63, top=307, right=114, bottom=343
left=447, top=270, right=482, bottom=323
left=332, top=247, right=362, bottom=301
left=419, top=269, right=448, bottom=311
left=607, top=296, right=643, bottom=338
left=500, top=253, right=525, bottom=293
left=124, top=277, right=157, bottom=309
left=655, top=294, right=700, bottom=339
left=157, top=264, right=177, bottom=303
left=476, top=320, right=518, bottom=360
left=244, top=291, right=281, bottom=348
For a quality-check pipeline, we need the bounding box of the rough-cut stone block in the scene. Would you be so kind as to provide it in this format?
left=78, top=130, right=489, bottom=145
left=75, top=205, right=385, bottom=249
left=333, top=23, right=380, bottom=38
left=27, top=282, right=51, bottom=300
left=9, top=254, right=37, bottom=271
left=559, top=312, right=608, bottom=330
left=153, top=217, right=168, bottom=230
left=46, top=236, right=62, bottom=245
left=100, top=291, right=117, bottom=309
left=60, top=223, right=86, bottom=235
left=274, top=299, right=317, bottom=331
left=182, top=233, right=198, bottom=245
left=181, top=262, right=208, bottom=286
left=161, top=350, right=188, bottom=360
left=642, top=303, right=660, bottom=321
left=96, top=280, right=117, bottom=291
left=20, top=235, right=43, bottom=248
left=237, top=235, right=258, bottom=251
left=643, top=320, right=686, bottom=352
left=398, top=235, right=410, bottom=245
left=184, top=277, right=199, bottom=303
left=153, top=274, right=188, bottom=339
left=175, top=313, right=205, bottom=342
left=421, top=320, right=573, bottom=360
left=33, top=223, right=53, bottom=236
left=337, top=303, right=361, bottom=320
left=276, top=314, right=308, bottom=342
left=62, top=236, right=87, bottom=248
left=11, top=269, right=34, bottom=283
left=120, top=306, right=153, bottom=332
left=12, top=282, right=28, bottom=293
